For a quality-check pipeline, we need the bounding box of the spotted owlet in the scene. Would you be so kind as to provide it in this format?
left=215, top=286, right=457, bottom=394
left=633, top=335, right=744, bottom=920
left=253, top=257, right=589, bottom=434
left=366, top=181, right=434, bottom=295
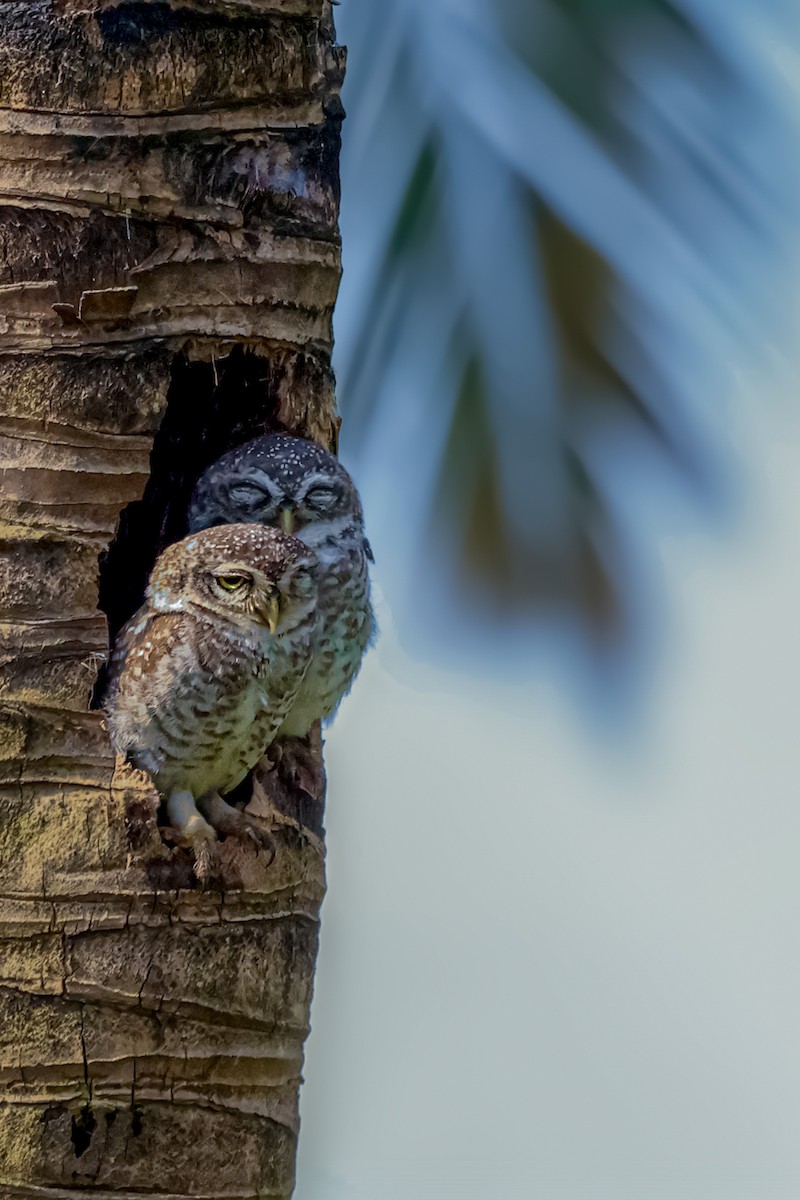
left=187, top=434, right=375, bottom=789
left=103, top=523, right=319, bottom=876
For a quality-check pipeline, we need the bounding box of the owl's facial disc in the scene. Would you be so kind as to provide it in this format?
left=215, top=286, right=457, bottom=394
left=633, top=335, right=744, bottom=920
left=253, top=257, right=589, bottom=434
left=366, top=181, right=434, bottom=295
left=289, top=476, right=353, bottom=534
left=250, top=478, right=348, bottom=537
left=206, top=561, right=283, bottom=632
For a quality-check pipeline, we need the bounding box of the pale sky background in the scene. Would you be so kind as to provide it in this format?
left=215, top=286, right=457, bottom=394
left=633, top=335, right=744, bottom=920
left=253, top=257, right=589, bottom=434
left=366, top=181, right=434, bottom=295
left=294, top=3, right=800, bottom=1196
left=296, top=365, right=800, bottom=1200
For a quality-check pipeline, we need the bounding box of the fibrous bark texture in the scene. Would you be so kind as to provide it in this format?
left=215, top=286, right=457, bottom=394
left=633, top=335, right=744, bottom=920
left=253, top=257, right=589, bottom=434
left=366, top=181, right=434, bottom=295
left=0, top=1, right=343, bottom=1194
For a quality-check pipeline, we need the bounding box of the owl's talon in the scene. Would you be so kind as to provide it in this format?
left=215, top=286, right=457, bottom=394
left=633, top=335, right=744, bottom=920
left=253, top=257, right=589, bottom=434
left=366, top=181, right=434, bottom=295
left=166, top=790, right=218, bottom=881
left=199, top=793, right=277, bottom=865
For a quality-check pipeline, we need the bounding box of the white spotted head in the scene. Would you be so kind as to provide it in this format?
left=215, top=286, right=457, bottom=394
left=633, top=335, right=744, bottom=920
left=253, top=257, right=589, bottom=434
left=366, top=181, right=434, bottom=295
left=147, top=523, right=318, bottom=634
left=187, top=434, right=372, bottom=560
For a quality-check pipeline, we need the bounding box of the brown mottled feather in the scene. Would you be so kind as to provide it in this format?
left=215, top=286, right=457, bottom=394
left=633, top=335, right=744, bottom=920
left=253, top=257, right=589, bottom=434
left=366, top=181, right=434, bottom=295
left=188, top=434, right=375, bottom=737
left=104, top=523, right=319, bottom=801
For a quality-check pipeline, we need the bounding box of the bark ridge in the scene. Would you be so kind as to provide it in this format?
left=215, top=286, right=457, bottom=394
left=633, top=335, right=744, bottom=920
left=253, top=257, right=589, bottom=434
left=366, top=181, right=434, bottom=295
left=0, top=1, right=343, bottom=1193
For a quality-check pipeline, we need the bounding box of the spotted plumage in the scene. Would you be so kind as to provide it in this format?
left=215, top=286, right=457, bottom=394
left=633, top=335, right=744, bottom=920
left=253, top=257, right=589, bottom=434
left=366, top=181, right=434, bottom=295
left=104, top=523, right=319, bottom=875
left=188, top=434, right=375, bottom=744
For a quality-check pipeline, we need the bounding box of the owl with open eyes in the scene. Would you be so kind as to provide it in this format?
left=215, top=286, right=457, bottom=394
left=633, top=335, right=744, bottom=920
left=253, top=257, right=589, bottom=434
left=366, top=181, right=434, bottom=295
left=187, top=434, right=375, bottom=783
left=104, top=524, right=320, bottom=876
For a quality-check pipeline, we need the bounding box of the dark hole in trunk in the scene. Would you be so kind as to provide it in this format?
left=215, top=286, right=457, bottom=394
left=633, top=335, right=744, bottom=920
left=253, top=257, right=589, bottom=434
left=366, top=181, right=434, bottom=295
left=95, top=345, right=285, bottom=665
left=93, top=343, right=329, bottom=843
left=92, top=346, right=285, bottom=826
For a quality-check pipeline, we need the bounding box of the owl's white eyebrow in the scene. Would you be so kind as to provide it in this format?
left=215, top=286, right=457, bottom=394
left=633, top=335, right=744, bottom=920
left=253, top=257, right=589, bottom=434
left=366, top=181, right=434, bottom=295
left=229, top=478, right=277, bottom=498
left=296, top=473, right=340, bottom=497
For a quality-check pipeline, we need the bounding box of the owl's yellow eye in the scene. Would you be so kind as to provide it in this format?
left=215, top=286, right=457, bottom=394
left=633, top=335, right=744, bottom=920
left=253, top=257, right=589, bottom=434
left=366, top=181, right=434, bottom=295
left=215, top=573, right=250, bottom=592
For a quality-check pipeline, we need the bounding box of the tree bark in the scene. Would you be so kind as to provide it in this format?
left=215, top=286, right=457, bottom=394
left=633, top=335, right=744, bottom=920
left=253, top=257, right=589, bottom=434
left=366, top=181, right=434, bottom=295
left=0, top=1, right=343, bottom=1194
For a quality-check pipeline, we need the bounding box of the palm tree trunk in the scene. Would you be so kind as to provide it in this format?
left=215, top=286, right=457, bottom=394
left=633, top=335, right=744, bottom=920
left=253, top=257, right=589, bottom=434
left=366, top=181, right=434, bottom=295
left=0, top=2, right=343, bottom=1194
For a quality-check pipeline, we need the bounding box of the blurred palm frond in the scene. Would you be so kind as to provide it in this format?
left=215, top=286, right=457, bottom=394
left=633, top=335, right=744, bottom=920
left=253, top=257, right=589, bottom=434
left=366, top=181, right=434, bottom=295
left=334, top=0, right=800, bottom=644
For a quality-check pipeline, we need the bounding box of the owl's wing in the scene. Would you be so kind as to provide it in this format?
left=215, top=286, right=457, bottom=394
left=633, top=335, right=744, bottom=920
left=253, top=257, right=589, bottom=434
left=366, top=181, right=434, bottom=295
left=103, top=604, right=151, bottom=712
left=105, top=609, right=242, bottom=764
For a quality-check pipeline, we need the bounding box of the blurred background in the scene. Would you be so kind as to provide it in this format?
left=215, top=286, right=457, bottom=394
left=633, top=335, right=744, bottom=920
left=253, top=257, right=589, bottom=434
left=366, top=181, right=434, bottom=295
left=298, top=2, right=800, bottom=1197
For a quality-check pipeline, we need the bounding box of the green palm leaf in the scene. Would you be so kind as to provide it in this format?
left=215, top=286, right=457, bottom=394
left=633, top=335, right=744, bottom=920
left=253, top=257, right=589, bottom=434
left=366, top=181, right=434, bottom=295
left=335, top=0, right=799, bottom=641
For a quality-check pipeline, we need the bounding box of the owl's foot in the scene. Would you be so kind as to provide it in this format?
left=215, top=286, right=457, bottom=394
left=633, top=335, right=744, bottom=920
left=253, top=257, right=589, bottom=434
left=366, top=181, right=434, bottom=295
left=167, top=790, right=217, bottom=881
left=271, top=726, right=326, bottom=800
left=198, top=793, right=277, bottom=866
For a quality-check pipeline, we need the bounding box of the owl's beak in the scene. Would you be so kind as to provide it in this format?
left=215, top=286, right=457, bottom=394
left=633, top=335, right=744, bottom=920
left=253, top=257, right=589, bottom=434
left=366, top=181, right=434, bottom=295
left=264, top=594, right=281, bottom=635
left=279, top=506, right=295, bottom=536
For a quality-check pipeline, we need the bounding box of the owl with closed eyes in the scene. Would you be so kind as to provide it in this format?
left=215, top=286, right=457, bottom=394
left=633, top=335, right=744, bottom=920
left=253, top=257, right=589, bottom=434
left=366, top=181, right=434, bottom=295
left=104, top=523, right=319, bottom=876
left=188, top=435, right=375, bottom=785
